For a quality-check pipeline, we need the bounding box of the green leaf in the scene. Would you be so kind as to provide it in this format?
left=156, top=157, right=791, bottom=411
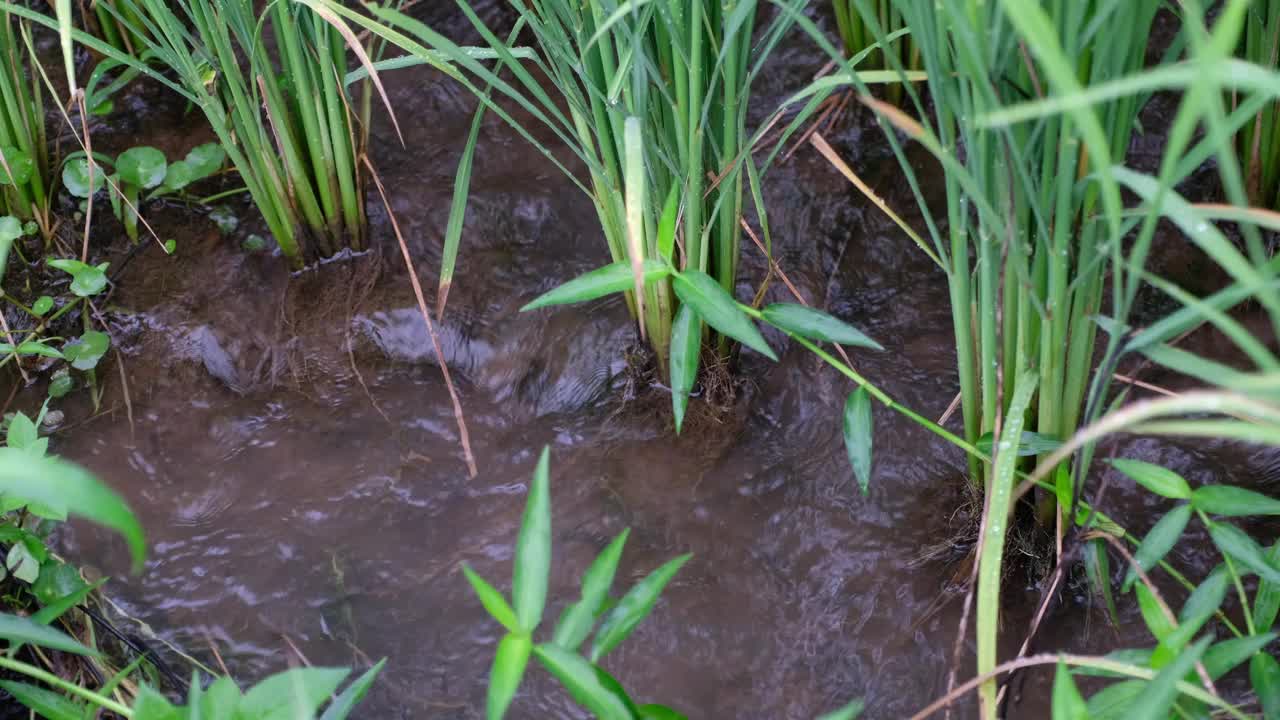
left=486, top=633, right=530, bottom=720
left=1051, top=661, right=1087, bottom=720
left=63, top=330, right=110, bottom=370
left=638, top=704, right=689, bottom=720
left=513, top=447, right=551, bottom=633
left=0, top=447, right=145, bottom=570
left=161, top=160, right=195, bottom=192
left=116, top=147, right=168, bottom=189
left=1123, top=504, right=1191, bottom=591
left=0, top=147, right=33, bottom=186
left=591, top=553, right=691, bottom=662
left=657, top=185, right=678, bottom=264
left=1135, top=582, right=1174, bottom=642
left=31, top=572, right=98, bottom=618
left=184, top=143, right=225, bottom=179
left=0, top=680, right=81, bottom=720
left=843, top=387, right=873, bottom=495
left=0, top=612, right=94, bottom=655
left=1252, top=652, right=1280, bottom=720
left=1084, top=539, right=1120, bottom=627
left=1084, top=680, right=1144, bottom=719
left=1254, top=541, right=1280, bottom=632
left=815, top=699, right=864, bottom=720
left=975, top=431, right=1064, bottom=457
left=240, top=668, right=350, bottom=720
left=0, top=216, right=20, bottom=243
left=1108, top=459, right=1193, bottom=500
left=163, top=239, right=176, bottom=255
left=463, top=564, right=519, bottom=633
left=1152, top=568, right=1228, bottom=665
left=319, top=659, right=386, bottom=720
left=60, top=158, right=105, bottom=198
left=1192, top=485, right=1280, bottom=516
left=1203, top=633, right=1276, bottom=679
left=532, top=644, right=632, bottom=720
left=672, top=270, right=775, bottom=361
left=1128, top=636, right=1212, bottom=720
left=521, top=260, right=671, bottom=311
left=133, top=685, right=181, bottom=720
left=196, top=677, right=242, bottom=720
left=14, top=340, right=61, bottom=359
left=31, top=296, right=53, bottom=316
left=669, top=305, right=700, bottom=434
left=48, top=374, right=73, bottom=399
left=761, top=303, right=883, bottom=349
left=553, top=529, right=629, bottom=652
left=1208, top=521, right=1280, bottom=583
left=7, top=542, right=39, bottom=583
left=47, top=258, right=109, bottom=298
left=242, top=235, right=266, bottom=252
left=6, top=412, right=37, bottom=450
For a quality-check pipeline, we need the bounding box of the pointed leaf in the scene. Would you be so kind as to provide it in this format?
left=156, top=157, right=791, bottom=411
left=669, top=305, right=700, bottom=434
left=1208, top=521, right=1280, bottom=583
left=975, top=430, right=1063, bottom=457
left=1135, top=582, right=1174, bottom=642
left=553, top=529, right=629, bottom=652
left=463, top=564, right=519, bottom=633
left=240, top=668, right=350, bottom=720
left=591, top=553, right=690, bottom=662
left=0, top=680, right=80, bottom=720
left=1127, top=636, right=1212, bottom=720
left=843, top=387, right=873, bottom=494
left=1051, top=661, right=1087, bottom=720
left=0, top=612, right=94, bottom=655
left=532, top=644, right=631, bottom=720
left=1109, top=459, right=1193, bottom=500
left=657, top=186, right=678, bottom=264
left=486, top=633, right=531, bottom=720
left=513, top=447, right=551, bottom=632
left=319, top=659, right=386, bottom=720
left=672, top=270, right=776, bottom=360
left=116, top=147, right=167, bottom=189
left=1192, top=485, right=1280, bottom=516
left=1084, top=680, right=1144, bottom=719
left=1252, top=652, right=1280, bottom=720
left=761, top=304, right=882, bottom=349
left=1123, top=504, right=1191, bottom=591
left=1203, top=633, right=1276, bottom=679
left=521, top=261, right=670, bottom=311
left=816, top=699, right=864, bottom=720
left=1253, top=540, right=1280, bottom=632
left=639, top=704, right=689, bottom=720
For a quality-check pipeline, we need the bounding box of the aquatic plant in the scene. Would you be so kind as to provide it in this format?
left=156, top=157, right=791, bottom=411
left=0, top=10, right=49, bottom=232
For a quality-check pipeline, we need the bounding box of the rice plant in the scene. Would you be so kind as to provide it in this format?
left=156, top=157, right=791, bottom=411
left=304, top=0, right=816, bottom=375
left=93, top=0, right=380, bottom=266
left=1237, top=0, right=1280, bottom=209
left=0, top=10, right=49, bottom=232
left=831, top=1, right=917, bottom=103
left=88, top=0, right=148, bottom=58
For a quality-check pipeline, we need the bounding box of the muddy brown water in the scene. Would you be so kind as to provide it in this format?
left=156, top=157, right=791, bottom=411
left=7, top=4, right=1278, bottom=719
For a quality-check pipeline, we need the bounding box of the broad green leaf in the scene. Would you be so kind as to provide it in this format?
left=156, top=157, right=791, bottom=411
left=657, top=185, right=678, bottom=264
left=0, top=216, right=19, bottom=243
left=0, top=612, right=94, bottom=655
left=1051, top=661, right=1087, bottom=720
left=1084, top=680, right=1144, bottom=719
left=47, top=374, right=72, bottom=399
left=0, top=680, right=80, bottom=720
left=161, top=160, right=196, bottom=191
left=532, top=644, right=631, bottom=720
left=63, top=330, right=110, bottom=370
left=975, top=430, right=1063, bottom=457
left=843, top=387, right=873, bottom=494
left=60, top=158, right=105, bottom=198
left=672, top=270, right=775, bottom=361
left=133, top=686, right=181, bottom=720
left=184, top=143, right=225, bottom=178
left=1252, top=652, right=1280, bottom=720
left=318, top=659, right=385, bottom=720
left=1109, top=459, right=1192, bottom=500
left=116, top=147, right=167, bottom=189
left=513, top=447, right=551, bottom=632
left=669, top=305, right=700, bottom=434
left=815, top=699, right=864, bottom=720
left=553, top=529, right=629, bottom=652
left=32, top=576, right=101, bottom=623
left=486, top=633, right=530, bottom=720
left=1123, top=504, right=1191, bottom=591
left=1192, top=485, right=1280, bottom=516
left=0, top=147, right=33, bottom=186
left=463, top=564, right=519, bottom=633
left=1208, top=522, right=1280, bottom=583
left=6, top=412, right=37, bottom=449
left=521, top=260, right=670, bottom=311
left=31, top=296, right=53, bottom=316
left=0, top=447, right=145, bottom=569
left=761, top=303, right=882, bottom=349
left=240, top=667, right=350, bottom=720
left=1127, top=636, right=1212, bottom=720
left=197, top=677, right=242, bottom=720
left=591, top=553, right=691, bottom=662
left=7, top=542, right=39, bottom=583
left=1203, top=633, right=1276, bottom=679
left=639, top=704, right=689, bottom=720
left=1135, top=582, right=1174, bottom=642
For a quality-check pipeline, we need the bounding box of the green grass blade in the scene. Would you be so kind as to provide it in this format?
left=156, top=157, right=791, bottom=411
left=512, top=447, right=551, bottom=633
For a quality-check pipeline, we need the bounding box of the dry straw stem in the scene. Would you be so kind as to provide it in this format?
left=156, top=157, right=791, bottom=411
left=363, top=155, right=477, bottom=478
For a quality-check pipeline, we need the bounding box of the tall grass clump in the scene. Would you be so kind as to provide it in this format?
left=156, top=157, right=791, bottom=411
left=88, top=0, right=148, bottom=58
left=92, top=0, right=381, bottom=266
left=1237, top=0, right=1280, bottom=208
left=831, top=1, right=917, bottom=103
left=305, top=0, right=816, bottom=375
left=0, top=10, right=49, bottom=230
